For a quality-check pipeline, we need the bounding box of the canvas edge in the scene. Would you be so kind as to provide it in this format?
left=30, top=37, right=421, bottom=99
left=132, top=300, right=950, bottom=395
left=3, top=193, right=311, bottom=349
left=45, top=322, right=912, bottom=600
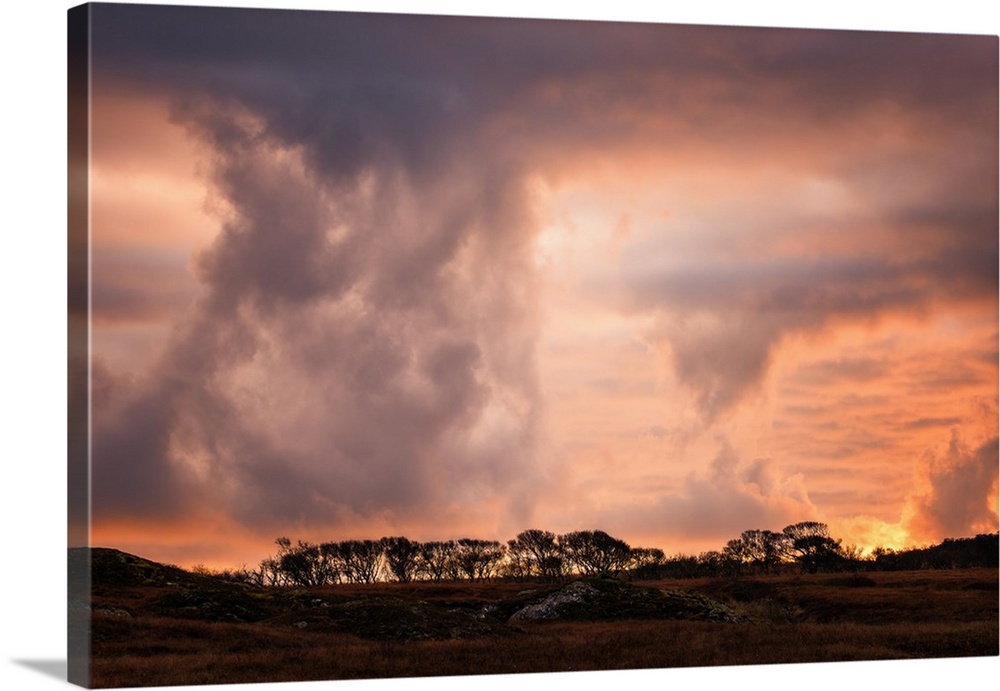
left=67, top=3, right=92, bottom=688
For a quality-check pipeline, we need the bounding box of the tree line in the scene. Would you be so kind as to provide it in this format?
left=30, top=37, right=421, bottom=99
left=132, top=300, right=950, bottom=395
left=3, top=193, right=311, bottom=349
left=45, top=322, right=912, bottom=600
left=214, top=529, right=662, bottom=587
left=206, top=525, right=999, bottom=587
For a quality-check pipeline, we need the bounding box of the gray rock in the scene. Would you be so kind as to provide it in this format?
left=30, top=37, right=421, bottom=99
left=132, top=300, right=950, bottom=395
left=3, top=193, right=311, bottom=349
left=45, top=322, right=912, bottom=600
left=509, top=581, right=598, bottom=621
left=94, top=606, right=132, bottom=617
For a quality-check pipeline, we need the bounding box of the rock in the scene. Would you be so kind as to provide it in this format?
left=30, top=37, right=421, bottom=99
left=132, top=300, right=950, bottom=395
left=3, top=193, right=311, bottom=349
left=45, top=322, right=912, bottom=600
left=509, top=581, right=599, bottom=621
left=494, top=578, right=746, bottom=624
left=94, top=606, right=132, bottom=617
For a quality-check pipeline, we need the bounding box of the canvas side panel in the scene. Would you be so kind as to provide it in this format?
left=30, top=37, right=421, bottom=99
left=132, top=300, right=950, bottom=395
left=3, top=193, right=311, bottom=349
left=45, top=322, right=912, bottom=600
left=68, top=3, right=92, bottom=688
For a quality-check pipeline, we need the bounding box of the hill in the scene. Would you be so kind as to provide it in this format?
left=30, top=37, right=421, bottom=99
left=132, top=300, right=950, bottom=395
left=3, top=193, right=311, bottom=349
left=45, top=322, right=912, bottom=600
left=80, top=547, right=742, bottom=633
left=72, top=547, right=998, bottom=688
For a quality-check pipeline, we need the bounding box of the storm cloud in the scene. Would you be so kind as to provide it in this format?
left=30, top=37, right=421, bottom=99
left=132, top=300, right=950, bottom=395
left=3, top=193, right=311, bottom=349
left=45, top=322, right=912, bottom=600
left=85, top=4, right=997, bottom=563
left=90, top=5, right=555, bottom=532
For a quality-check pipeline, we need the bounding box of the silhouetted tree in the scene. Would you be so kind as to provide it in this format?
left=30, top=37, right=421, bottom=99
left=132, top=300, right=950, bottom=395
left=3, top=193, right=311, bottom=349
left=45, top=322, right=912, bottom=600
left=782, top=522, right=843, bottom=573
left=276, top=540, right=338, bottom=586
left=628, top=547, right=667, bottom=578
left=509, top=529, right=564, bottom=581
left=757, top=530, right=787, bottom=572
left=724, top=529, right=786, bottom=574
left=869, top=545, right=894, bottom=561
left=660, top=554, right=700, bottom=579
left=380, top=536, right=421, bottom=583
left=870, top=533, right=999, bottom=571
left=256, top=554, right=287, bottom=586
left=453, top=539, right=505, bottom=581
left=274, top=536, right=292, bottom=554
left=219, top=562, right=263, bottom=587
left=417, top=540, right=455, bottom=582
left=339, top=539, right=384, bottom=583
left=502, top=539, right=533, bottom=580
left=318, top=542, right=346, bottom=584
left=723, top=536, right=753, bottom=575
left=838, top=543, right=866, bottom=571
left=267, top=537, right=296, bottom=586
left=696, top=550, right=729, bottom=578
left=560, top=530, right=632, bottom=576
left=244, top=526, right=998, bottom=588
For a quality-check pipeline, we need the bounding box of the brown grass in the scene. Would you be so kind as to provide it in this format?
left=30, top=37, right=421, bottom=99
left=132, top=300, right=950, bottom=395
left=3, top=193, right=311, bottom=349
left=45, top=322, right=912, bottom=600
left=86, top=567, right=999, bottom=688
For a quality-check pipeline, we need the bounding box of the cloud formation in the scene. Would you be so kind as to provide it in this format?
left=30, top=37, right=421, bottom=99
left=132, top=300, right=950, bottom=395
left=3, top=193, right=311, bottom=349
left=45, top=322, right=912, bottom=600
left=564, top=438, right=820, bottom=553
left=904, top=432, right=1000, bottom=542
left=92, top=96, right=545, bottom=536
left=85, top=4, right=997, bottom=564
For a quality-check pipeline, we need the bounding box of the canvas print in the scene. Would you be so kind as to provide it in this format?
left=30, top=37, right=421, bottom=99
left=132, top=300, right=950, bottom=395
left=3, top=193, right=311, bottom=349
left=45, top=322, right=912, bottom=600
left=67, top=2, right=999, bottom=688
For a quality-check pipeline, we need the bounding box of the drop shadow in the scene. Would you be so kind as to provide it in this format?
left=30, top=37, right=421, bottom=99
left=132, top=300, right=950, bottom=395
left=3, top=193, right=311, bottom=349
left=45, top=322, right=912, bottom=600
left=11, top=658, right=67, bottom=681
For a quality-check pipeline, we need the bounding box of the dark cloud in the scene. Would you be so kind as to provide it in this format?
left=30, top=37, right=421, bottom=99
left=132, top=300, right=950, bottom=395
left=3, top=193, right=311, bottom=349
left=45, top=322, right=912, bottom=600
left=905, top=432, right=999, bottom=541
left=92, top=151, right=543, bottom=531
left=620, top=226, right=995, bottom=420
left=92, top=374, right=198, bottom=519
left=89, top=5, right=998, bottom=163
left=90, top=7, right=551, bottom=530
left=900, top=417, right=965, bottom=431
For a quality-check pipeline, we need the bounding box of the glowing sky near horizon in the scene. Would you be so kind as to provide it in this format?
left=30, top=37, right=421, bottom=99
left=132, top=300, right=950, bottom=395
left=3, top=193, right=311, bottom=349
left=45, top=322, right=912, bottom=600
left=78, top=4, right=998, bottom=570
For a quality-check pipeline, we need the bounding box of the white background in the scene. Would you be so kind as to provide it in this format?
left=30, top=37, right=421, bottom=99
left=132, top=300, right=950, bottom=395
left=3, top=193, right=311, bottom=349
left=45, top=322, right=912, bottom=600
left=2, top=2, right=997, bottom=690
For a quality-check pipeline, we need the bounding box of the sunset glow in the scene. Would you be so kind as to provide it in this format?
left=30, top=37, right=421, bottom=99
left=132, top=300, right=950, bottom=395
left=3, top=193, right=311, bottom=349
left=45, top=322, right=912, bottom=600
left=79, top=4, right=998, bottom=571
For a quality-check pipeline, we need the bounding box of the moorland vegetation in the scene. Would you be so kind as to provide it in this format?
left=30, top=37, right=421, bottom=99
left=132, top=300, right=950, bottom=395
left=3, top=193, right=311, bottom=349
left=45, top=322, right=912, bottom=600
left=76, top=530, right=999, bottom=688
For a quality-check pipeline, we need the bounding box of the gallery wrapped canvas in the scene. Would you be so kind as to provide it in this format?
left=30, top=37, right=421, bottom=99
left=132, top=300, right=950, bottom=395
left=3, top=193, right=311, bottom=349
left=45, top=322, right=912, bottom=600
left=67, top=2, right=998, bottom=689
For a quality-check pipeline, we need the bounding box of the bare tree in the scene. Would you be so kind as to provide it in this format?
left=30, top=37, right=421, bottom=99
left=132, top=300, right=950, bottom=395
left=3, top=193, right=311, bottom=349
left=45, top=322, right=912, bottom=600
left=318, top=542, right=345, bottom=584
left=560, top=530, right=632, bottom=576
left=257, top=554, right=288, bottom=586
left=277, top=540, right=338, bottom=586
left=509, top=529, right=564, bottom=581
left=502, top=539, right=533, bottom=580
left=380, top=536, right=421, bottom=583
left=339, top=539, right=385, bottom=583
left=453, top=539, right=505, bottom=581
left=416, top=540, right=455, bottom=582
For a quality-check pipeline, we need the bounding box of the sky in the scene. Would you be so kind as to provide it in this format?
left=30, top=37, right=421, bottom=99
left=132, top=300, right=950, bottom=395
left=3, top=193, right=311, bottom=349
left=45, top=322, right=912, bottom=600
left=75, top=1, right=998, bottom=571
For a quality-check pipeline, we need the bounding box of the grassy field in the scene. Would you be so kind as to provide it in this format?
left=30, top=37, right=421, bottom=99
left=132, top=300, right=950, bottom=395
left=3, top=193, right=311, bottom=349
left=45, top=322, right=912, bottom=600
left=80, top=550, right=998, bottom=688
